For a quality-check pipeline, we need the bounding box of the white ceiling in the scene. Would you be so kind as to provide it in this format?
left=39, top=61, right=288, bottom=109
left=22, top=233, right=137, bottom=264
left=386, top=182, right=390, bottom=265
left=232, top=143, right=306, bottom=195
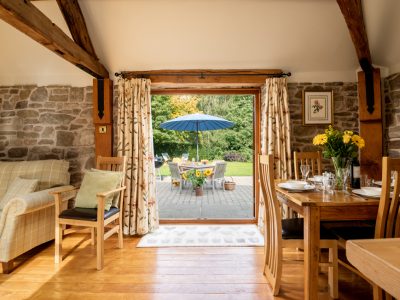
left=0, top=0, right=399, bottom=86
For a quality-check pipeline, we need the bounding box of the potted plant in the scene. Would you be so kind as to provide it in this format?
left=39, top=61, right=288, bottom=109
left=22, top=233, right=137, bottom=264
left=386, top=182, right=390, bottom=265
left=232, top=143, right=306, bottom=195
left=313, top=126, right=365, bottom=189
left=184, top=169, right=212, bottom=196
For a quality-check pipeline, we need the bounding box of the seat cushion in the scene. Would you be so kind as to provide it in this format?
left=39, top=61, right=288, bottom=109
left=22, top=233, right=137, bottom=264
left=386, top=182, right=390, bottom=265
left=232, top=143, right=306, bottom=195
left=282, top=218, right=337, bottom=240
left=330, top=225, right=375, bottom=240
left=75, top=170, right=123, bottom=210
left=59, top=206, right=120, bottom=221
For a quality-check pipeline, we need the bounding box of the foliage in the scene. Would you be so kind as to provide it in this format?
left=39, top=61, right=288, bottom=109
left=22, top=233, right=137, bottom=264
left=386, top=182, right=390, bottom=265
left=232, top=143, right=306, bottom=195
left=183, top=169, right=212, bottom=188
left=151, top=94, right=254, bottom=161
left=159, top=162, right=253, bottom=177
left=313, top=126, right=365, bottom=159
left=223, top=151, right=248, bottom=162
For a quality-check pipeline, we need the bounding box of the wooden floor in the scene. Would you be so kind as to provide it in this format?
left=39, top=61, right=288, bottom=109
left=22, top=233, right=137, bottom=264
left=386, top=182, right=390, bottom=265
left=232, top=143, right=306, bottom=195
left=0, top=233, right=372, bottom=299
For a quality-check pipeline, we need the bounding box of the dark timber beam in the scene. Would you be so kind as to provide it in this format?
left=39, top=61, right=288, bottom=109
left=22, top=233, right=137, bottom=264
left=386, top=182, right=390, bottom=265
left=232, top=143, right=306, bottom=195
left=336, top=0, right=371, bottom=64
left=0, top=0, right=108, bottom=78
left=337, top=0, right=383, bottom=181
left=56, top=0, right=98, bottom=59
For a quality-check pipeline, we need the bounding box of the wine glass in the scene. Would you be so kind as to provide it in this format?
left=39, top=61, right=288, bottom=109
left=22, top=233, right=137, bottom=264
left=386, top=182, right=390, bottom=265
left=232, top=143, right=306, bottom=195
left=300, top=165, right=310, bottom=181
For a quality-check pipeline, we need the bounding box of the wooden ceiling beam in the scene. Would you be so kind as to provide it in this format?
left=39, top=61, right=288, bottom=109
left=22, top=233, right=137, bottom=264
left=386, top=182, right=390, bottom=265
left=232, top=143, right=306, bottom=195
left=336, top=0, right=372, bottom=65
left=56, top=0, right=97, bottom=59
left=0, top=0, right=108, bottom=78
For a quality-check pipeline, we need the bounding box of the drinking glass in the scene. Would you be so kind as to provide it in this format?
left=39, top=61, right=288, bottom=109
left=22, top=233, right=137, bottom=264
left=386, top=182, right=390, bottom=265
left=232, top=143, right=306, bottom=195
left=323, top=172, right=335, bottom=194
left=300, top=165, right=310, bottom=181
left=360, top=174, right=372, bottom=187
left=342, top=166, right=351, bottom=192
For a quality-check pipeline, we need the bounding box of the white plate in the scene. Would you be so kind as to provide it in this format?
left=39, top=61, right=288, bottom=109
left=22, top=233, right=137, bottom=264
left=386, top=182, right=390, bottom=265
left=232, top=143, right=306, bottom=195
left=374, top=180, right=394, bottom=187
left=309, top=176, right=323, bottom=183
left=278, top=182, right=315, bottom=192
left=352, top=187, right=381, bottom=198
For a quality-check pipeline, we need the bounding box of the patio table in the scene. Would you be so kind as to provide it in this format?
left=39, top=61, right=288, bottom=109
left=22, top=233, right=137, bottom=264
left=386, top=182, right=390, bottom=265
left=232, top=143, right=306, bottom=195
left=179, top=164, right=215, bottom=171
left=275, top=180, right=379, bottom=300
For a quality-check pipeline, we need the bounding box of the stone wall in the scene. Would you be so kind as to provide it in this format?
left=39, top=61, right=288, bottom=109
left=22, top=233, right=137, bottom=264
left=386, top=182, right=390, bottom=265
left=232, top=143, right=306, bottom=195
left=287, top=82, right=359, bottom=155
left=0, top=85, right=95, bottom=185
left=384, top=73, right=400, bottom=157
left=260, top=82, right=359, bottom=171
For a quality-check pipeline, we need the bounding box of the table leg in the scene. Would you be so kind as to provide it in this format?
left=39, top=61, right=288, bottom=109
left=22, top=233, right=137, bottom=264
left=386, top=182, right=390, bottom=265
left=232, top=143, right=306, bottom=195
left=303, top=206, right=320, bottom=300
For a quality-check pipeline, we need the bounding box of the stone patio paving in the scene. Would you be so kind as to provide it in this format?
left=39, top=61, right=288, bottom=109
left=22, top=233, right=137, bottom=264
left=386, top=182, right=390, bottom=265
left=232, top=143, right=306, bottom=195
left=156, top=176, right=254, bottom=219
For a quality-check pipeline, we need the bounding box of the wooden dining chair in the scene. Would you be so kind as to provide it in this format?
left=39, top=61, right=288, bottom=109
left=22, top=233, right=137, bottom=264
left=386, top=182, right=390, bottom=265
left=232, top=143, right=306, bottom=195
left=330, top=157, right=400, bottom=300
left=51, top=156, right=127, bottom=270
left=259, top=154, right=338, bottom=298
left=293, top=151, right=322, bottom=180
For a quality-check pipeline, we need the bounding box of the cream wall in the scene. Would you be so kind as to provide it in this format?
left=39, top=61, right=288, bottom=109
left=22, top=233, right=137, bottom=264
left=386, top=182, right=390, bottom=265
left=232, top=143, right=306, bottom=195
left=0, top=0, right=399, bottom=86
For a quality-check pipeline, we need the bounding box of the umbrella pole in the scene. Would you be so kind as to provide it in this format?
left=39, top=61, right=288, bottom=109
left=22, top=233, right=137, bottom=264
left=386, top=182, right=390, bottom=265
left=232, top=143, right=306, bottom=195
left=196, top=125, right=199, bottom=162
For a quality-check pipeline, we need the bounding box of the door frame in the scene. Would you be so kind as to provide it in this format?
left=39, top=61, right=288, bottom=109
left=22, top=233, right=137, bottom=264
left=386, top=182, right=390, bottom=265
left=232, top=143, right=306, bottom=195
left=152, top=88, right=261, bottom=224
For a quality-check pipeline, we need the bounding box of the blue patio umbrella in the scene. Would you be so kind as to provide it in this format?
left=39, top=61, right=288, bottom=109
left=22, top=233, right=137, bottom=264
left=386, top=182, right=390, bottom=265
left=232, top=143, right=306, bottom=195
left=160, top=113, right=234, bottom=161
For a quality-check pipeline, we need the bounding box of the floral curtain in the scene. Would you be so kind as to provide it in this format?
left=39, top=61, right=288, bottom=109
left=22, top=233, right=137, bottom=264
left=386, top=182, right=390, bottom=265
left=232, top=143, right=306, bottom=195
left=117, top=78, right=159, bottom=235
left=258, top=77, right=292, bottom=231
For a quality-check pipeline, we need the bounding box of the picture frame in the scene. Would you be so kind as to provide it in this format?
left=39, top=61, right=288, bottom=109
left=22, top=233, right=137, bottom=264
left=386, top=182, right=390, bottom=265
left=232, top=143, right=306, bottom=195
left=302, top=90, right=333, bottom=125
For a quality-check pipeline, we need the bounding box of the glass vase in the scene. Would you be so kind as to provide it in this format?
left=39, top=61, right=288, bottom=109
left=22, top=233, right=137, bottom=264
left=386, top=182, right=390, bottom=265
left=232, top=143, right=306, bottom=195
left=331, top=156, right=351, bottom=190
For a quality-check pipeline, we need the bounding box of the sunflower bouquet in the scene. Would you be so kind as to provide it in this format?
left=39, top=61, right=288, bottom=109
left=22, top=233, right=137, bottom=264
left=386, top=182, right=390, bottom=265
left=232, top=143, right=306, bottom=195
left=184, top=168, right=213, bottom=188
left=313, top=125, right=365, bottom=159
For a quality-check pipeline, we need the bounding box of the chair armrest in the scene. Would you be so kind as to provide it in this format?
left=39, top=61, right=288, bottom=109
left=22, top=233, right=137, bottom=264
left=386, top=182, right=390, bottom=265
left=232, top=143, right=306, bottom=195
left=50, top=186, right=78, bottom=202
left=4, top=185, right=75, bottom=216
left=96, top=186, right=126, bottom=198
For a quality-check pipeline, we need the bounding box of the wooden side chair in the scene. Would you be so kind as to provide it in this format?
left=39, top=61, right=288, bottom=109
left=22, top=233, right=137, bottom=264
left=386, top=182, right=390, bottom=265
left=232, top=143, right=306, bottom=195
left=51, top=156, right=127, bottom=270
left=330, top=157, right=400, bottom=300
left=293, top=151, right=322, bottom=180
left=259, top=154, right=338, bottom=298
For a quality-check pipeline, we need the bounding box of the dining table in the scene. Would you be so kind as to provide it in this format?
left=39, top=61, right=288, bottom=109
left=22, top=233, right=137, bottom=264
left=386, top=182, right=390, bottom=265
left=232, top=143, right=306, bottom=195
left=346, top=238, right=400, bottom=298
left=179, top=163, right=215, bottom=172
left=275, top=180, right=380, bottom=300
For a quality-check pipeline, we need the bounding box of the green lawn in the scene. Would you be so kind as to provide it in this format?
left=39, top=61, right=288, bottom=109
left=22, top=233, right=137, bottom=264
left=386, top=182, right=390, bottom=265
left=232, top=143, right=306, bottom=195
left=158, top=161, right=253, bottom=177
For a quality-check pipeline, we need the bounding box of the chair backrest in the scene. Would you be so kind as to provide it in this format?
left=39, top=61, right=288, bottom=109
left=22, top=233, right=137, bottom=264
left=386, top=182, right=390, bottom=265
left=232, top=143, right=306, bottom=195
left=213, top=162, right=227, bottom=180
left=293, top=151, right=322, bottom=180
left=161, top=153, right=170, bottom=162
left=375, top=157, right=400, bottom=239
left=181, top=153, right=189, bottom=162
left=168, top=162, right=181, bottom=180
left=258, top=154, right=283, bottom=292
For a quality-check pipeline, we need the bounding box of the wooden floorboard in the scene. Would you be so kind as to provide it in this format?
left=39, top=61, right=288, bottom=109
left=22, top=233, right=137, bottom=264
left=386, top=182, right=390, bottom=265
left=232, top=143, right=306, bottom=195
left=0, top=233, right=372, bottom=299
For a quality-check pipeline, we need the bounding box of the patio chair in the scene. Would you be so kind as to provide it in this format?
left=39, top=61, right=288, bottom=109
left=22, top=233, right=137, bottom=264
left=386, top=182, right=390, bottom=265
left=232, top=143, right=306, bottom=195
left=154, top=155, right=164, bottom=180
left=161, top=153, right=170, bottom=162
left=168, top=162, right=185, bottom=193
left=211, top=161, right=227, bottom=193
left=181, top=153, right=189, bottom=163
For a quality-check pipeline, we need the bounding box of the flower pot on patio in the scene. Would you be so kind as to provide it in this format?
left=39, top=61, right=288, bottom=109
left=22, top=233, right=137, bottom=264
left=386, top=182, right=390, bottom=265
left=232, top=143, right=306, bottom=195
left=195, top=186, right=203, bottom=196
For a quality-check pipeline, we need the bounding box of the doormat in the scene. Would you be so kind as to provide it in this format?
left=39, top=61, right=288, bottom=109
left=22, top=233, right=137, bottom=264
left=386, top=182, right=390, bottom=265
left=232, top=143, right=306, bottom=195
left=137, top=225, right=264, bottom=247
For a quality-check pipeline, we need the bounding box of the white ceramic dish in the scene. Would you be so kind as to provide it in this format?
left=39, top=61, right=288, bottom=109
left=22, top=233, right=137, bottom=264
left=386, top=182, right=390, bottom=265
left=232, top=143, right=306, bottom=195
left=310, top=175, right=323, bottom=183
left=374, top=180, right=394, bottom=187
left=352, top=187, right=382, bottom=198
left=278, top=181, right=315, bottom=192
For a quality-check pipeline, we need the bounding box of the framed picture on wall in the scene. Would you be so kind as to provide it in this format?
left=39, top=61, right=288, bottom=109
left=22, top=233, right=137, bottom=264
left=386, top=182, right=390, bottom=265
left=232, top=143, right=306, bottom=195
left=302, top=90, right=333, bottom=125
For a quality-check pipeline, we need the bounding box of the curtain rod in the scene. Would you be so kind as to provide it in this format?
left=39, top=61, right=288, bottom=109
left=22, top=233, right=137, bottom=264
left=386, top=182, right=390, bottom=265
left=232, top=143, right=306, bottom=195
left=114, top=71, right=291, bottom=78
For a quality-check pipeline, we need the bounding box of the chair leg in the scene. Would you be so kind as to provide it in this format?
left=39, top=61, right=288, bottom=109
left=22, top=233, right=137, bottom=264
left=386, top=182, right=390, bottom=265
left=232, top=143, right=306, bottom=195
left=55, top=222, right=63, bottom=264
left=328, top=246, right=339, bottom=299
left=96, top=225, right=104, bottom=270
left=118, top=218, right=123, bottom=249
left=91, top=228, right=96, bottom=245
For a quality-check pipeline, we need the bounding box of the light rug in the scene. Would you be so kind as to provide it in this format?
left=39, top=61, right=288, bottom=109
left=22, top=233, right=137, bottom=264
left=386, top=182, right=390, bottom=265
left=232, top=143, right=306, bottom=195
left=137, top=225, right=264, bottom=247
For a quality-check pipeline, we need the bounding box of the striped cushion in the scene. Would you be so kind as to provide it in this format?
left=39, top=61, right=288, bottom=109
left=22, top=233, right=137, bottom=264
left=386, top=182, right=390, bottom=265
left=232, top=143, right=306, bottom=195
left=0, top=177, right=39, bottom=210
left=0, top=160, right=70, bottom=198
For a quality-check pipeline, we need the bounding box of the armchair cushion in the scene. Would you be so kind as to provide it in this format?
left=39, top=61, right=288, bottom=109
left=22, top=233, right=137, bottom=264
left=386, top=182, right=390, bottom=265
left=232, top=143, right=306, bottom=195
left=75, top=171, right=123, bottom=210
left=59, top=206, right=119, bottom=221
left=0, top=177, right=39, bottom=210
left=91, top=168, right=124, bottom=207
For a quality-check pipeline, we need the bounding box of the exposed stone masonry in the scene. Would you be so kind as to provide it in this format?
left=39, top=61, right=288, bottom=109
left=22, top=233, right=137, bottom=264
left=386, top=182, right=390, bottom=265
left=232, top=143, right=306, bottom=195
left=384, top=73, right=400, bottom=157
left=0, top=85, right=95, bottom=185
